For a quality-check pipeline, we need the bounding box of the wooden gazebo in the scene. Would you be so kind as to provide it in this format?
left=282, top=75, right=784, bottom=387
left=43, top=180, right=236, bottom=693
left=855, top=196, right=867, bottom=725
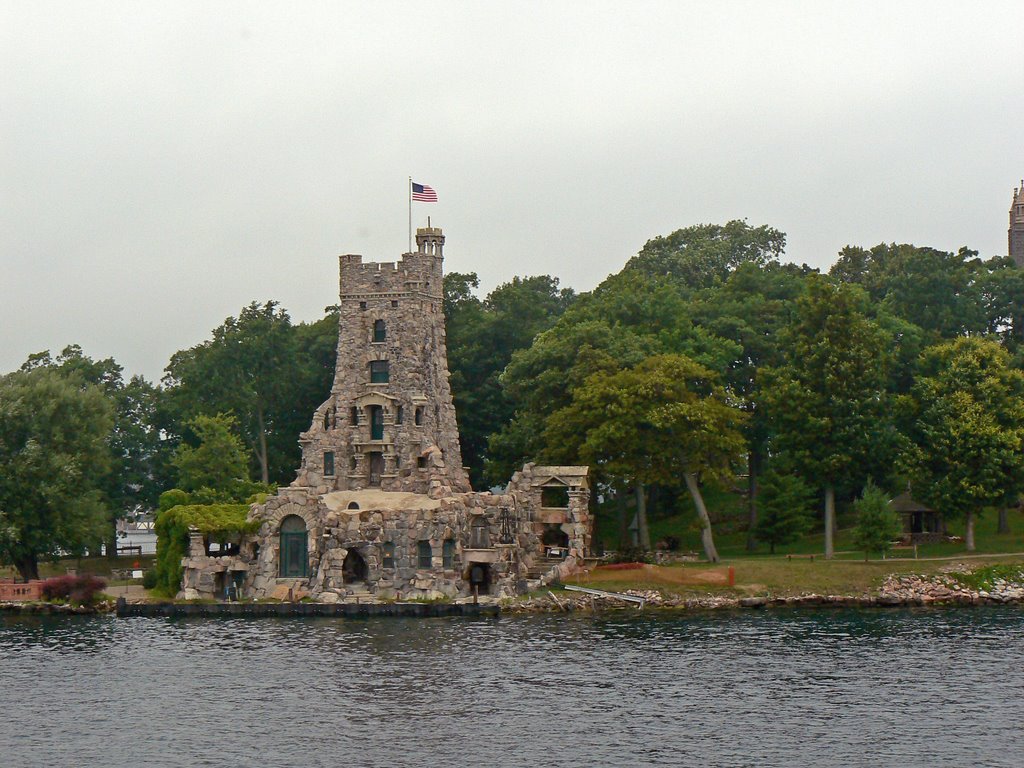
left=888, top=492, right=943, bottom=544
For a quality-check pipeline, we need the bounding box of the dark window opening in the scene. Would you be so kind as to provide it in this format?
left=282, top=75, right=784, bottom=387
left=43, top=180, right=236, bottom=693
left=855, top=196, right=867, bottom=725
left=414, top=407, right=424, bottom=425
left=347, top=501, right=359, bottom=510
left=323, top=451, right=335, bottom=477
left=279, top=515, right=308, bottom=578
left=470, top=517, right=490, bottom=549
left=370, top=360, right=389, bottom=383
left=369, top=405, right=384, bottom=440
left=359, top=301, right=367, bottom=310
left=342, top=549, right=368, bottom=584
left=541, top=486, right=570, bottom=508
left=382, top=542, right=395, bottom=569
left=417, top=540, right=433, bottom=569
left=417, top=455, right=427, bottom=470
left=442, top=539, right=455, bottom=569
left=542, top=525, right=570, bottom=549
left=323, top=412, right=330, bottom=430
left=350, top=406, right=359, bottom=425
left=391, top=300, right=399, bottom=308
left=368, top=452, right=384, bottom=486
left=395, top=405, right=403, bottom=424
left=350, top=456, right=357, bottom=470
left=373, top=319, right=386, bottom=343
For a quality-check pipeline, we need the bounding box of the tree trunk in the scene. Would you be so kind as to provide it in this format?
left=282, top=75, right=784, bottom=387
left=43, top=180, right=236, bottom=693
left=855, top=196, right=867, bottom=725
left=746, top=450, right=760, bottom=552
left=635, top=483, right=651, bottom=551
left=965, top=510, right=976, bottom=551
left=684, top=472, right=720, bottom=563
left=824, top=485, right=835, bottom=560
left=997, top=506, right=1010, bottom=535
left=106, top=510, right=120, bottom=561
left=15, top=554, right=40, bottom=581
left=256, top=406, right=270, bottom=484
left=616, top=489, right=629, bottom=549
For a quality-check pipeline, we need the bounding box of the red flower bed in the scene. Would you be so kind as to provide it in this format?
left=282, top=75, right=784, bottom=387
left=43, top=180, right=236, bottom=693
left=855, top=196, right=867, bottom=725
left=40, top=574, right=107, bottom=603
left=596, top=562, right=646, bottom=571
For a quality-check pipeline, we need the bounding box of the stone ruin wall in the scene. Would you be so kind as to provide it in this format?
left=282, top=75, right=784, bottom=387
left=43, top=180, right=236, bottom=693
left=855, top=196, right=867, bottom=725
left=238, top=490, right=541, bottom=601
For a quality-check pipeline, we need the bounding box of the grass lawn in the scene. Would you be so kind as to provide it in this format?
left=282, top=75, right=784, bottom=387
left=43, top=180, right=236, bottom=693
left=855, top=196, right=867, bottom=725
left=565, top=554, right=1024, bottom=598
left=598, top=492, right=1024, bottom=560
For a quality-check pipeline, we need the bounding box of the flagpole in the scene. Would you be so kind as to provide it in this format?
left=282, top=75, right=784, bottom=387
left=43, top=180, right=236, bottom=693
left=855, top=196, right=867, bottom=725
left=408, top=177, right=412, bottom=253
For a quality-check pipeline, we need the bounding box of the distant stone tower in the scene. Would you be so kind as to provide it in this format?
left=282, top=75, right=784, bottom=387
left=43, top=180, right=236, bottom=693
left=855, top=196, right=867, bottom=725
left=296, top=226, right=471, bottom=496
left=1010, top=179, right=1024, bottom=267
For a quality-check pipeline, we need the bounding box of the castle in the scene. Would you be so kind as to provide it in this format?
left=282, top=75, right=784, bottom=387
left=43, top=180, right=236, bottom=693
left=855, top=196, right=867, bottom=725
left=178, top=227, right=591, bottom=602
left=1010, top=179, right=1024, bottom=267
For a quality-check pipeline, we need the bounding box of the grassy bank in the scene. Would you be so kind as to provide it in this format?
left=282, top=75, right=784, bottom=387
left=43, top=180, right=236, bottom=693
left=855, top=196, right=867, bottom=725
left=563, top=553, right=1024, bottom=599
left=1, top=554, right=156, bottom=581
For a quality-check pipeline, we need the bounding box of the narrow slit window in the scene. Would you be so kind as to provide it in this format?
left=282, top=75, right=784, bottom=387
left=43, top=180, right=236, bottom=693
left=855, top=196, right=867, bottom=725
left=323, top=451, right=335, bottom=477
left=373, top=319, right=386, bottom=343
left=417, top=540, right=432, bottom=569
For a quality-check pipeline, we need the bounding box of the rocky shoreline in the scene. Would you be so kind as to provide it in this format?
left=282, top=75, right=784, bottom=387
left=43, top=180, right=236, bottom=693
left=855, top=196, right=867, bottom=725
left=505, top=565, right=1024, bottom=613
left=0, top=599, right=117, bottom=615
left=4, top=565, right=1023, bottom=617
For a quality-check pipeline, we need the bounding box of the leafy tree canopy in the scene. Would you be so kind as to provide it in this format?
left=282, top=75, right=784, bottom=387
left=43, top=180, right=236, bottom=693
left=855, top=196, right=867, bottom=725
left=0, top=367, right=113, bottom=579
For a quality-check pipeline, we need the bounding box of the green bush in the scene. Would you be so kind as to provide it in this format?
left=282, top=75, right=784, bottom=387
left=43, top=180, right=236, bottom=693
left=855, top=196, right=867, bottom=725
left=141, top=569, right=158, bottom=590
left=153, top=500, right=260, bottom=594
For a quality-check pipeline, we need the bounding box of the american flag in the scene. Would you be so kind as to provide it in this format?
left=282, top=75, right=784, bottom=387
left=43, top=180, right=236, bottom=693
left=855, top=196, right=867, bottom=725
left=411, top=182, right=437, bottom=202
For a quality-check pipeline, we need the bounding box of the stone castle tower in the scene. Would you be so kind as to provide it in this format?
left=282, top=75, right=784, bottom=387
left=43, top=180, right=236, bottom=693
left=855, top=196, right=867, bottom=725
left=1010, top=179, right=1024, bottom=267
left=294, top=226, right=471, bottom=496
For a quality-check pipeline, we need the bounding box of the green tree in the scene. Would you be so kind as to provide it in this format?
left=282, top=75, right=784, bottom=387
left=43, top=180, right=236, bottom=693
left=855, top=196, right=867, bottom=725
left=162, top=301, right=335, bottom=485
left=754, top=471, right=816, bottom=554
left=171, top=413, right=251, bottom=495
left=829, top=243, right=988, bottom=340
left=444, top=272, right=574, bottom=487
left=489, top=269, right=737, bottom=484
left=545, top=355, right=747, bottom=561
left=693, top=262, right=813, bottom=549
left=0, top=368, right=113, bottom=579
left=19, top=345, right=165, bottom=558
left=763, top=277, right=905, bottom=558
left=852, top=480, right=903, bottom=560
left=904, top=337, right=1024, bottom=550
left=627, top=220, right=786, bottom=290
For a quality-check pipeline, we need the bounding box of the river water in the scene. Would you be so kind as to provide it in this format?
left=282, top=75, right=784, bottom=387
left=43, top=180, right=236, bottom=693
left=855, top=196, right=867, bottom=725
left=2, top=607, right=1022, bottom=767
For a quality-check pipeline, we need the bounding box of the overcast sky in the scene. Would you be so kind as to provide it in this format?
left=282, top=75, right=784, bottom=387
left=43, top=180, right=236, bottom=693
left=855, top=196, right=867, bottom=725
left=2, top=1, right=1021, bottom=383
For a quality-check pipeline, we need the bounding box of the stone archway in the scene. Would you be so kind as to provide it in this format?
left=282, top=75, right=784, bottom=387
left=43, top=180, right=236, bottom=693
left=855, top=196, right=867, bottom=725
left=342, top=549, right=368, bottom=584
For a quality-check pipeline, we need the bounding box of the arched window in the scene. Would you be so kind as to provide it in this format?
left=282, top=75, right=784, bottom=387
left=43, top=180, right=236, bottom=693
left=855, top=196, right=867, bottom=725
left=279, top=515, right=308, bottom=578
left=347, top=501, right=360, bottom=510
left=417, top=540, right=433, bottom=569
left=373, top=319, right=386, bottom=343
left=442, top=539, right=456, bottom=569
left=414, top=406, right=424, bottom=426
left=323, top=451, right=335, bottom=477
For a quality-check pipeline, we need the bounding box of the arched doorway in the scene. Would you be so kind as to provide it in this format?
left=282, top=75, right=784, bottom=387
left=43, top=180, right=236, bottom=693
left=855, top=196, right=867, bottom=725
left=279, top=515, right=308, bottom=578
left=342, top=549, right=368, bottom=584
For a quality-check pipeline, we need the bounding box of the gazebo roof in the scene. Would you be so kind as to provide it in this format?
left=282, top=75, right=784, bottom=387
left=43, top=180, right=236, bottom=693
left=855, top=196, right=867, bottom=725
left=888, top=491, right=934, bottom=513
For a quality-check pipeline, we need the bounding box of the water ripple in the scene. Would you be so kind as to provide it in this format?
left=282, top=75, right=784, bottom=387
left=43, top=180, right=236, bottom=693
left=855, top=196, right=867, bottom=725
left=2, top=608, right=1023, bottom=767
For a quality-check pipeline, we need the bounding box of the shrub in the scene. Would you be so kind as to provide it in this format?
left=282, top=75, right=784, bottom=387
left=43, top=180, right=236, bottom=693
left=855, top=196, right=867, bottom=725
left=606, top=545, right=652, bottom=565
left=154, top=502, right=259, bottom=594
left=141, top=569, right=158, bottom=590
left=41, top=574, right=107, bottom=604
